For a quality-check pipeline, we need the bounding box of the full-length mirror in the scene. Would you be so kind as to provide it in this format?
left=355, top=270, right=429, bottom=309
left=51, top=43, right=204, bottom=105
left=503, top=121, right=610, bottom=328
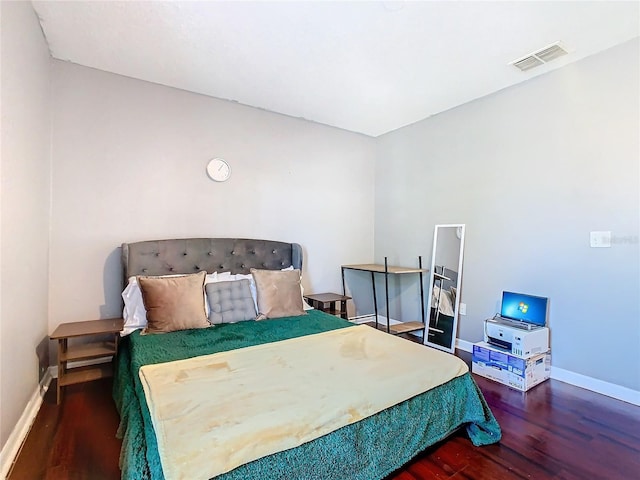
left=424, top=224, right=465, bottom=352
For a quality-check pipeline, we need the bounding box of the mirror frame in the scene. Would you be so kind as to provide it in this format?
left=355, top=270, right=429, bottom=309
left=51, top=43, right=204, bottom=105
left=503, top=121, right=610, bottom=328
left=424, top=224, right=466, bottom=353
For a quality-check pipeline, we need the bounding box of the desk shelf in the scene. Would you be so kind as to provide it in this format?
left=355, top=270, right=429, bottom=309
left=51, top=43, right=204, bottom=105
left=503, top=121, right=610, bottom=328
left=342, top=258, right=427, bottom=337
left=388, top=321, right=426, bottom=335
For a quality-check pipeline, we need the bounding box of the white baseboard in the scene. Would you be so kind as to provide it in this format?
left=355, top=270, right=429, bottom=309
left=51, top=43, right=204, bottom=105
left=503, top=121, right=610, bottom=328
left=460, top=337, right=640, bottom=406
left=455, top=338, right=474, bottom=352
left=352, top=315, right=402, bottom=326
left=550, top=366, right=640, bottom=406
left=0, top=369, right=53, bottom=479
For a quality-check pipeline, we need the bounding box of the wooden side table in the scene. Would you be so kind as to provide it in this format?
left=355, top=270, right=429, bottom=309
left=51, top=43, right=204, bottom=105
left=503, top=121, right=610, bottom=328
left=50, top=318, right=124, bottom=404
left=303, top=293, right=351, bottom=319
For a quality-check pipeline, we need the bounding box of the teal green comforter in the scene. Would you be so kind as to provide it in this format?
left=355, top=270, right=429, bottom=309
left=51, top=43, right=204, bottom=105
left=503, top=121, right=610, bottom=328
left=114, top=310, right=500, bottom=480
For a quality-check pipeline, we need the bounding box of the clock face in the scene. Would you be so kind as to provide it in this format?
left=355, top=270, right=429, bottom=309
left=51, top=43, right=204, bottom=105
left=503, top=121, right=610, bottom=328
left=206, top=158, right=231, bottom=182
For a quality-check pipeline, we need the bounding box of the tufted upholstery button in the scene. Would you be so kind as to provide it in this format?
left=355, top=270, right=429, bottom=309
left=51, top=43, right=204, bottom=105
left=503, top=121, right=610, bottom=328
left=125, top=239, right=299, bottom=281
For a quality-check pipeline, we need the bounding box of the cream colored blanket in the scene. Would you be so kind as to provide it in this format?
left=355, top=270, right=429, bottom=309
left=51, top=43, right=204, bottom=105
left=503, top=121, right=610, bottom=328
left=139, top=324, right=468, bottom=480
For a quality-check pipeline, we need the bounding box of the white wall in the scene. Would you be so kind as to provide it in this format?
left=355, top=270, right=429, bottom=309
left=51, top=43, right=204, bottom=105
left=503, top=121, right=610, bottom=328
left=0, top=1, right=52, bottom=448
left=49, top=61, right=375, bottom=336
left=374, top=39, right=640, bottom=391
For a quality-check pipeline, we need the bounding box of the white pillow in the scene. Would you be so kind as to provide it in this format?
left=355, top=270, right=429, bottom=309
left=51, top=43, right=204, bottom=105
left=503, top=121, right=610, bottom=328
left=121, top=276, right=147, bottom=336
left=280, top=267, right=313, bottom=310
left=300, top=284, right=313, bottom=311
left=233, top=273, right=259, bottom=311
left=431, top=285, right=454, bottom=317
left=121, top=273, right=216, bottom=336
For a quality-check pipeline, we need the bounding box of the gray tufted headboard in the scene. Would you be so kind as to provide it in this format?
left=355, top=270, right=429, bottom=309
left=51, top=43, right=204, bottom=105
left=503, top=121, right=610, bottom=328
left=121, top=238, right=303, bottom=284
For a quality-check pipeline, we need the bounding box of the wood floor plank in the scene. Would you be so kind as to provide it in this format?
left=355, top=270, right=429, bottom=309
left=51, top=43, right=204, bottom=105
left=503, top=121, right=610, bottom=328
left=493, top=409, right=613, bottom=479
left=8, top=379, right=121, bottom=480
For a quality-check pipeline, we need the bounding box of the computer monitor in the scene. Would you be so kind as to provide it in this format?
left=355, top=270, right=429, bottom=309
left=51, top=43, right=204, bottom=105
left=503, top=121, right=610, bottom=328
left=500, top=291, right=548, bottom=327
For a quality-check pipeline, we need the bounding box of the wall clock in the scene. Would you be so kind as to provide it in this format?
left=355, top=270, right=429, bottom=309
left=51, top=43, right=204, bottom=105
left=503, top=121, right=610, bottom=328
left=206, top=158, right=231, bottom=182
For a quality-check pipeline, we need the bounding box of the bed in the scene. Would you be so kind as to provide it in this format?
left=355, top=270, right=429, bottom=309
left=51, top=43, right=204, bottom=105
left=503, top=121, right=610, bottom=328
left=114, top=238, right=501, bottom=480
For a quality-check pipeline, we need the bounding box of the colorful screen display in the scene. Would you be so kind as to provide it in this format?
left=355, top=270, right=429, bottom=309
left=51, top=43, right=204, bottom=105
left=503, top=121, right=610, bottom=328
left=500, top=291, right=548, bottom=327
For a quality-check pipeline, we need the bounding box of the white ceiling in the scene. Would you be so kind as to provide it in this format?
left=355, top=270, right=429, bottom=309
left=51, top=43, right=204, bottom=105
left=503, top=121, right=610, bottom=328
left=32, top=1, right=639, bottom=137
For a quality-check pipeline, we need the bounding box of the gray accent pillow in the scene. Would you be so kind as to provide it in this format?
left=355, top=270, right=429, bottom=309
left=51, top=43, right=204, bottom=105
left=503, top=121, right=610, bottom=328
left=205, top=279, right=257, bottom=325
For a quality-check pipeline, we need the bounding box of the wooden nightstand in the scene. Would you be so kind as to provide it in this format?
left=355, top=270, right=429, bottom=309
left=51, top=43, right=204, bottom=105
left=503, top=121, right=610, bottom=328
left=50, top=318, right=124, bottom=404
left=304, top=293, right=351, bottom=319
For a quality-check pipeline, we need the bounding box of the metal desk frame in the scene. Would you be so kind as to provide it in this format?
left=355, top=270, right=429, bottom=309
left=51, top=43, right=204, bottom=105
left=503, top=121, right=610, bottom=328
left=341, top=257, right=427, bottom=336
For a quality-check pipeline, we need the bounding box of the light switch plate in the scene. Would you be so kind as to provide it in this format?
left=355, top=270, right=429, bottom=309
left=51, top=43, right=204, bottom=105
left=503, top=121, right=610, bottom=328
left=590, top=231, right=611, bottom=248
left=459, top=303, right=467, bottom=315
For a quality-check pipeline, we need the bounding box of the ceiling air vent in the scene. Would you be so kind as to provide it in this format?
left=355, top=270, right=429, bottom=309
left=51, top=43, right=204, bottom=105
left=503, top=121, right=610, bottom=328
left=513, top=56, right=544, bottom=72
left=511, top=42, right=568, bottom=72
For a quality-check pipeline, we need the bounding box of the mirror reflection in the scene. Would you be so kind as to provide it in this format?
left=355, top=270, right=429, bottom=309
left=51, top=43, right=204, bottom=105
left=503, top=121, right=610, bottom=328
left=425, top=224, right=465, bottom=352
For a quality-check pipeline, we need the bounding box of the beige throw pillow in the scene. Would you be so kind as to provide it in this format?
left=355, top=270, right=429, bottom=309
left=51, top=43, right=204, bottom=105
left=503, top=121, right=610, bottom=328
left=138, top=271, right=209, bottom=333
left=250, top=268, right=306, bottom=320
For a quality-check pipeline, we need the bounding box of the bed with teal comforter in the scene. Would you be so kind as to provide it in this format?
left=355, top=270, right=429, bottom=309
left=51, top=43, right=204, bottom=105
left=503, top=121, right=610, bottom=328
left=113, top=310, right=500, bottom=480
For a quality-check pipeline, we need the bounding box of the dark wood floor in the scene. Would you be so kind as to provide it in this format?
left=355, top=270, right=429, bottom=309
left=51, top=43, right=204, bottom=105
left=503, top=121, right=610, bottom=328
left=8, top=355, right=640, bottom=480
